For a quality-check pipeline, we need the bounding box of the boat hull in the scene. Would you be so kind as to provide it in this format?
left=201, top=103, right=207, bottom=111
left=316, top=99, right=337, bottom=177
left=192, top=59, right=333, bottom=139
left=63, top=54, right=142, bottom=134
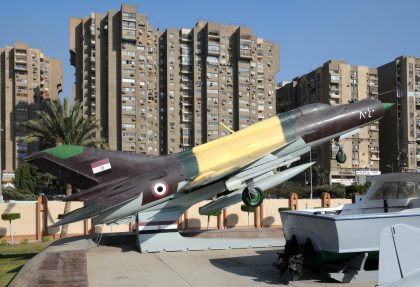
left=281, top=210, right=420, bottom=254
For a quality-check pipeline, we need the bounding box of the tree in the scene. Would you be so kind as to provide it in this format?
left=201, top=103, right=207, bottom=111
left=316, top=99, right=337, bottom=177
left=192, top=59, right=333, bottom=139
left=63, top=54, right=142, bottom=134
left=23, top=98, right=105, bottom=238
left=2, top=186, right=37, bottom=201
left=13, top=163, right=65, bottom=197
left=313, top=163, right=328, bottom=186
left=1, top=213, right=21, bottom=245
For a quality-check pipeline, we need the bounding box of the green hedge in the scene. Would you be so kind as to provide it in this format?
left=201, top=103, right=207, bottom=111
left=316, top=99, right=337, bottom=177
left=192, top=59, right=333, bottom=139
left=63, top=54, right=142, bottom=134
left=1, top=213, right=21, bottom=222
left=241, top=205, right=256, bottom=213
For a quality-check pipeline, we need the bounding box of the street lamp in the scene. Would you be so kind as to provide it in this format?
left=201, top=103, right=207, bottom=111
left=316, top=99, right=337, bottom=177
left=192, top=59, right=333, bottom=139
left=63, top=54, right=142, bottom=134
left=309, top=148, right=313, bottom=200
left=0, top=128, right=3, bottom=203
left=385, top=164, right=394, bottom=173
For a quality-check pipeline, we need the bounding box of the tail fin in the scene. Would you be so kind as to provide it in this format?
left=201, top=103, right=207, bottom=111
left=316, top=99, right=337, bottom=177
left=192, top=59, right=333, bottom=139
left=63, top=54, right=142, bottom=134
left=25, top=144, right=156, bottom=190
left=378, top=224, right=420, bottom=286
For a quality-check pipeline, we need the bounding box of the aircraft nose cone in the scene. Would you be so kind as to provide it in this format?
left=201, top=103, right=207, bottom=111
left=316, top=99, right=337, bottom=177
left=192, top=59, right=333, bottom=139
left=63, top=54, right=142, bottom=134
left=383, top=103, right=394, bottom=111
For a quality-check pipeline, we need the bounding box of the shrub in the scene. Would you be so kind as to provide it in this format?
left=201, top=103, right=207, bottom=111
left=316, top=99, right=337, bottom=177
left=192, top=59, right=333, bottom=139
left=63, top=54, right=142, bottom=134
left=207, top=210, right=222, bottom=217
left=0, top=239, right=9, bottom=246
left=241, top=205, right=256, bottom=213
left=41, top=236, right=52, bottom=242
left=21, top=239, right=29, bottom=244
left=1, top=213, right=21, bottom=222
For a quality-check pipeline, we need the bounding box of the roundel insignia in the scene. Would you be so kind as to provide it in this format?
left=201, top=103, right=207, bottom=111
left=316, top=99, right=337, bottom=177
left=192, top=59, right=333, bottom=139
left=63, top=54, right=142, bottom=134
left=151, top=181, right=169, bottom=198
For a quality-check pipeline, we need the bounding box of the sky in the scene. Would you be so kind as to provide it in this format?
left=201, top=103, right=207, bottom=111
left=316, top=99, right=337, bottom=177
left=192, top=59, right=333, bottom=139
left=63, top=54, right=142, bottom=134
left=0, top=0, right=419, bottom=99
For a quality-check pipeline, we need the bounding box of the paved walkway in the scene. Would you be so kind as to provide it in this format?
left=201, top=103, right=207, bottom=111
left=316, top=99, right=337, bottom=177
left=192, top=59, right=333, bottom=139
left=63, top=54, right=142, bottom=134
left=10, top=235, right=376, bottom=287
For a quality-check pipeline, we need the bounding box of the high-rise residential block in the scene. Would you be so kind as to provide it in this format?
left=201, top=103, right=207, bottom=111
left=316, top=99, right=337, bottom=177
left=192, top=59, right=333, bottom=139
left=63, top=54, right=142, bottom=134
left=70, top=4, right=279, bottom=156
left=0, top=43, right=62, bottom=184
left=378, top=56, right=420, bottom=173
left=70, top=5, right=160, bottom=155
left=276, top=60, right=379, bottom=185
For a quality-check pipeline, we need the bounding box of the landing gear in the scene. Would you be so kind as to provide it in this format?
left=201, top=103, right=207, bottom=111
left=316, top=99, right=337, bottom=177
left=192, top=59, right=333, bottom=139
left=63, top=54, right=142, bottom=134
left=242, top=185, right=264, bottom=208
left=274, top=236, right=304, bottom=281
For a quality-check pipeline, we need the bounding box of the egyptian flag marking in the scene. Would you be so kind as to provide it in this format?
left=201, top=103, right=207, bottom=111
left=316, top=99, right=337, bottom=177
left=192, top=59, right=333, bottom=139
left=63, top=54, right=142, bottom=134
left=91, top=158, right=111, bottom=174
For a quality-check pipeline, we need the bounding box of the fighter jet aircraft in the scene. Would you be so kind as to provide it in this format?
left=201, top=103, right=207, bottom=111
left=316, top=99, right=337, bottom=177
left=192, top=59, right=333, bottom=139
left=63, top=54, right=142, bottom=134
left=26, top=98, right=392, bottom=227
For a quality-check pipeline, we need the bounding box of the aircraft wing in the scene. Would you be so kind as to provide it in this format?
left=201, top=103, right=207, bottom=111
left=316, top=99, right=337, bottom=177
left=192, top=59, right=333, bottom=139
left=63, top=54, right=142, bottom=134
left=198, top=138, right=313, bottom=215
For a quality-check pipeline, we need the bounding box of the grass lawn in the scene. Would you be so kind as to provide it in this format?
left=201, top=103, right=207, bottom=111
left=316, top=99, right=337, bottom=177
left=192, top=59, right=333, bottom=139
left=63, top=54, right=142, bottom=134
left=0, top=242, right=51, bottom=287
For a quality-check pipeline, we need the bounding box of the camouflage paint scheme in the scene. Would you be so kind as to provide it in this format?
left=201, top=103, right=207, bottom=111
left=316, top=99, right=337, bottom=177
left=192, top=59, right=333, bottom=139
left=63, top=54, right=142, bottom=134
left=26, top=99, right=390, bottom=224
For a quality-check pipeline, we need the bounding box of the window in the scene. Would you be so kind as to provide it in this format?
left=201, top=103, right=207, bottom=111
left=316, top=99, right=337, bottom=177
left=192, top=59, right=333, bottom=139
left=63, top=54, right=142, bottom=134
left=122, top=105, right=135, bottom=111
left=122, top=78, right=135, bottom=83
left=206, top=56, right=218, bottom=64
left=122, top=12, right=136, bottom=19
left=122, top=96, right=135, bottom=101
left=122, top=51, right=135, bottom=57
left=331, top=75, right=340, bottom=81
left=122, top=87, right=136, bottom=93
left=122, top=60, right=135, bottom=65
left=122, top=123, right=135, bottom=129
left=370, top=181, right=420, bottom=200
left=208, top=44, right=220, bottom=53
left=122, top=41, right=135, bottom=48
left=122, top=21, right=136, bottom=29
left=122, top=29, right=135, bottom=37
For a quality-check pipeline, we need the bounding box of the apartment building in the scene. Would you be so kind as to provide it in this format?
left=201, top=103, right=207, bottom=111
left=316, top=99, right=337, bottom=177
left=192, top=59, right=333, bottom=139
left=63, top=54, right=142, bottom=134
left=378, top=56, right=420, bottom=173
left=276, top=60, right=380, bottom=185
left=70, top=4, right=279, bottom=155
left=0, top=43, right=62, bottom=184
left=70, top=5, right=160, bottom=155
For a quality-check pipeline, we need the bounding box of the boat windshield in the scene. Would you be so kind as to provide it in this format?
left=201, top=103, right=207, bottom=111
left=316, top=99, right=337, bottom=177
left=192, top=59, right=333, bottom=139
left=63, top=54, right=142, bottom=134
left=369, top=181, right=420, bottom=200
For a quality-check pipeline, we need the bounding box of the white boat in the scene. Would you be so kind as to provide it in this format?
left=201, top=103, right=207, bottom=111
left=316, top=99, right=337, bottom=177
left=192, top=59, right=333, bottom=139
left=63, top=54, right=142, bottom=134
left=278, top=173, right=420, bottom=281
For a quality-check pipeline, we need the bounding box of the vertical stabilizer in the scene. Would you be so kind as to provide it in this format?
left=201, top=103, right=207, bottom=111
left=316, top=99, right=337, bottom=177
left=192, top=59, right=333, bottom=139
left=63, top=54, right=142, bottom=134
left=378, top=224, right=420, bottom=286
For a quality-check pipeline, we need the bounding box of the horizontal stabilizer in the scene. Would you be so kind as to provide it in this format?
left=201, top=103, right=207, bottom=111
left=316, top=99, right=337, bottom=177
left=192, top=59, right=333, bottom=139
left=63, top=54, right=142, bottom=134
left=50, top=191, right=138, bottom=227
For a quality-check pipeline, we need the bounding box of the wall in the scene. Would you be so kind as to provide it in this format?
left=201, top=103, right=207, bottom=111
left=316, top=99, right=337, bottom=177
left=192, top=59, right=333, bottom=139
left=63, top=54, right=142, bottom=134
left=0, top=197, right=352, bottom=241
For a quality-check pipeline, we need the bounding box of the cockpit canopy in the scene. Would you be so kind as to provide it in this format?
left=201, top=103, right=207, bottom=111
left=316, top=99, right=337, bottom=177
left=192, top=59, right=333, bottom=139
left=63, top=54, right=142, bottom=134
left=279, top=103, right=331, bottom=122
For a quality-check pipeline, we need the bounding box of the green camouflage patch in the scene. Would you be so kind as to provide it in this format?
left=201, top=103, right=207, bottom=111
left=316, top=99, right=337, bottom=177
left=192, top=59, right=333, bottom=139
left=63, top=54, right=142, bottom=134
left=44, top=145, right=84, bottom=159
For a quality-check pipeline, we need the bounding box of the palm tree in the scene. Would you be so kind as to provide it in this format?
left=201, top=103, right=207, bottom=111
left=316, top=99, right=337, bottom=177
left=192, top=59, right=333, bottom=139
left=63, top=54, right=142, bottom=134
left=23, top=98, right=105, bottom=238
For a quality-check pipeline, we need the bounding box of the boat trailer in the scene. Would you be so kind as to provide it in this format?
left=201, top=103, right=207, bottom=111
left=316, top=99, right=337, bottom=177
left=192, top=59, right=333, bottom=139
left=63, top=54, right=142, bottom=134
left=273, top=235, right=378, bottom=283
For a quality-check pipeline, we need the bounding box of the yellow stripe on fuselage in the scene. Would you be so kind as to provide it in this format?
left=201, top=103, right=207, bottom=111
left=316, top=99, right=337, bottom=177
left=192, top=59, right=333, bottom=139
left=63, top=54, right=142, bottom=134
left=190, top=116, right=286, bottom=186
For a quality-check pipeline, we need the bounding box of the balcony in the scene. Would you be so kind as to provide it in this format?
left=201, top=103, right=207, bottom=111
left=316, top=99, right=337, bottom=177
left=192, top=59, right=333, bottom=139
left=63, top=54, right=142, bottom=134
left=239, top=49, right=252, bottom=59
left=180, top=34, right=191, bottom=42
left=15, top=64, right=27, bottom=70
left=208, top=31, right=220, bottom=40
left=369, top=87, right=378, bottom=94
left=207, top=45, right=220, bottom=56
left=330, top=93, right=340, bottom=99
left=330, top=74, right=340, bottom=83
